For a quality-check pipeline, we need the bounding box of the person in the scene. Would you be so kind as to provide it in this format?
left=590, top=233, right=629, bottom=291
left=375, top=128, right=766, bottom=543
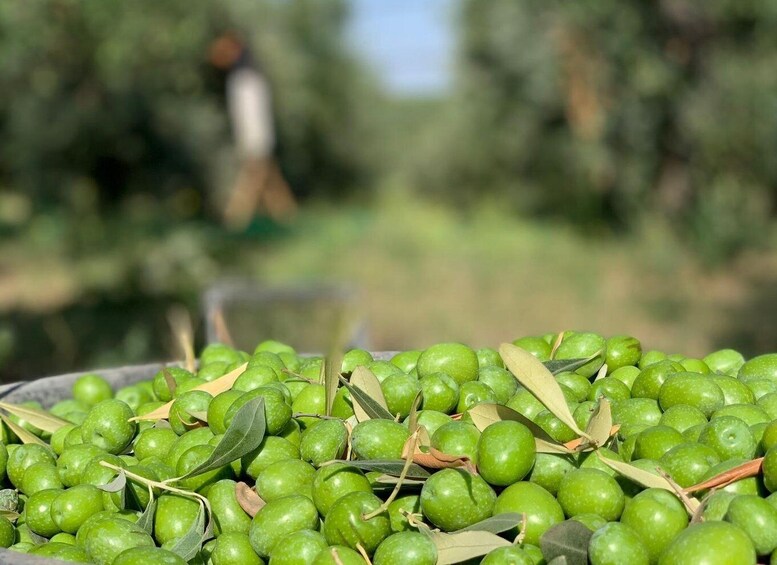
left=209, top=31, right=296, bottom=227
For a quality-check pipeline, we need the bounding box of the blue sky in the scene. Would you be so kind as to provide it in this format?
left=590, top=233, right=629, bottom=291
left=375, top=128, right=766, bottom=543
left=348, top=0, right=456, bottom=95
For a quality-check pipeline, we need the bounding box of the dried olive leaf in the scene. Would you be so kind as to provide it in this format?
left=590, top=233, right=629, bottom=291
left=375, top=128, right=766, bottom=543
left=136, top=497, right=157, bottom=534
left=413, top=447, right=477, bottom=474
left=338, top=459, right=431, bottom=479
left=131, top=362, right=248, bottom=421
left=499, top=344, right=588, bottom=439
left=168, top=499, right=207, bottom=562
left=540, top=520, right=593, bottom=565
left=585, top=397, right=612, bottom=447
left=177, top=396, right=266, bottom=480
left=235, top=482, right=265, bottom=517
left=0, top=402, right=69, bottom=434
left=432, top=530, right=513, bottom=564
left=0, top=413, right=48, bottom=447
left=340, top=368, right=392, bottom=421
left=454, top=513, right=523, bottom=534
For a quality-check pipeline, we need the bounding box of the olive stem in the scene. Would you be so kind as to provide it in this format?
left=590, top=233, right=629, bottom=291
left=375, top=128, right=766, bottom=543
left=361, top=431, right=420, bottom=521
left=355, top=543, right=373, bottom=565
left=99, top=460, right=212, bottom=515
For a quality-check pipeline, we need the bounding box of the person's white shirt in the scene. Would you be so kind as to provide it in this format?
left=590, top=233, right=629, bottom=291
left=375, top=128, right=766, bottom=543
left=227, top=67, right=275, bottom=159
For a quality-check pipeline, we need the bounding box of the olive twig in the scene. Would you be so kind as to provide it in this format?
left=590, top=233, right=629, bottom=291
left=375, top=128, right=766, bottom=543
left=361, top=430, right=420, bottom=521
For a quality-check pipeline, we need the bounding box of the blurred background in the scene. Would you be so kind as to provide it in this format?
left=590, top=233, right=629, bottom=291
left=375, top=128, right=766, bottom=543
left=1, top=0, right=776, bottom=381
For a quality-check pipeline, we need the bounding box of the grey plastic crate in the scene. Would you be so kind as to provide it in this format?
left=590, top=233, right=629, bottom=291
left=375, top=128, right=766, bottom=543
left=0, top=353, right=396, bottom=564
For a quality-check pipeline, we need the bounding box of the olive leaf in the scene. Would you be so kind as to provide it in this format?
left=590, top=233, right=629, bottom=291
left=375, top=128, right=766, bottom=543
left=184, top=409, right=209, bottom=423
left=162, top=369, right=178, bottom=399
left=337, top=459, right=431, bottom=479
left=0, top=413, right=48, bottom=447
left=324, top=353, right=342, bottom=417
left=595, top=454, right=701, bottom=514
left=176, top=396, right=266, bottom=480
left=540, top=520, right=593, bottom=565
left=0, top=510, right=19, bottom=522
left=0, top=401, right=69, bottom=434
left=431, top=530, right=513, bottom=564
left=324, top=310, right=353, bottom=416
left=584, top=397, right=612, bottom=448
left=550, top=331, right=565, bottom=359
left=0, top=489, right=19, bottom=513
left=593, top=363, right=609, bottom=381
left=167, top=306, right=196, bottom=374
left=543, top=358, right=591, bottom=375
left=235, top=482, right=265, bottom=517
left=373, top=474, right=427, bottom=486
left=412, top=447, right=477, bottom=474
left=168, top=499, right=207, bottom=562
left=467, top=403, right=573, bottom=454
left=96, top=470, right=127, bottom=493
left=27, top=529, right=48, bottom=545
left=135, top=497, right=157, bottom=534
left=454, top=513, right=523, bottom=534
left=500, top=343, right=588, bottom=440
left=339, top=369, right=392, bottom=421
left=407, top=390, right=423, bottom=435
left=131, top=362, right=248, bottom=422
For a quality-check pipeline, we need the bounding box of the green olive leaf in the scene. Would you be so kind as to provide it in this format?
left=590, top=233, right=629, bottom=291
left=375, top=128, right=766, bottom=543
left=373, top=474, right=427, bottom=486
left=324, top=353, right=342, bottom=417
left=27, top=528, right=48, bottom=545
left=540, top=520, right=593, bottom=565
left=176, top=396, right=266, bottom=480
left=340, top=367, right=392, bottom=421
left=500, top=343, right=588, bottom=439
left=0, top=489, right=19, bottom=512
left=468, top=403, right=558, bottom=442
left=184, top=409, right=209, bottom=423
left=0, top=401, right=69, bottom=434
left=543, top=358, right=590, bottom=375
left=96, top=470, right=127, bottom=493
left=168, top=499, right=207, bottom=562
left=0, top=510, right=19, bottom=522
left=431, top=529, right=513, bottom=564
left=135, top=497, right=157, bottom=535
left=0, top=412, right=49, bottom=447
left=595, top=453, right=700, bottom=514
left=407, top=390, right=423, bottom=435
left=162, top=368, right=178, bottom=399
left=324, top=310, right=352, bottom=416
left=334, top=459, right=431, bottom=479
left=453, top=513, right=523, bottom=534
left=584, top=397, right=612, bottom=448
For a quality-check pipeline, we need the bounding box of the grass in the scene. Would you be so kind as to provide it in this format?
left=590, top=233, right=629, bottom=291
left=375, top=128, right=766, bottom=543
left=1, top=190, right=776, bottom=380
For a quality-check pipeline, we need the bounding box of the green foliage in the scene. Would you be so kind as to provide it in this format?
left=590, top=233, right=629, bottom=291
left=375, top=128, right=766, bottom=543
left=412, top=0, right=777, bottom=260
left=0, top=0, right=378, bottom=209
